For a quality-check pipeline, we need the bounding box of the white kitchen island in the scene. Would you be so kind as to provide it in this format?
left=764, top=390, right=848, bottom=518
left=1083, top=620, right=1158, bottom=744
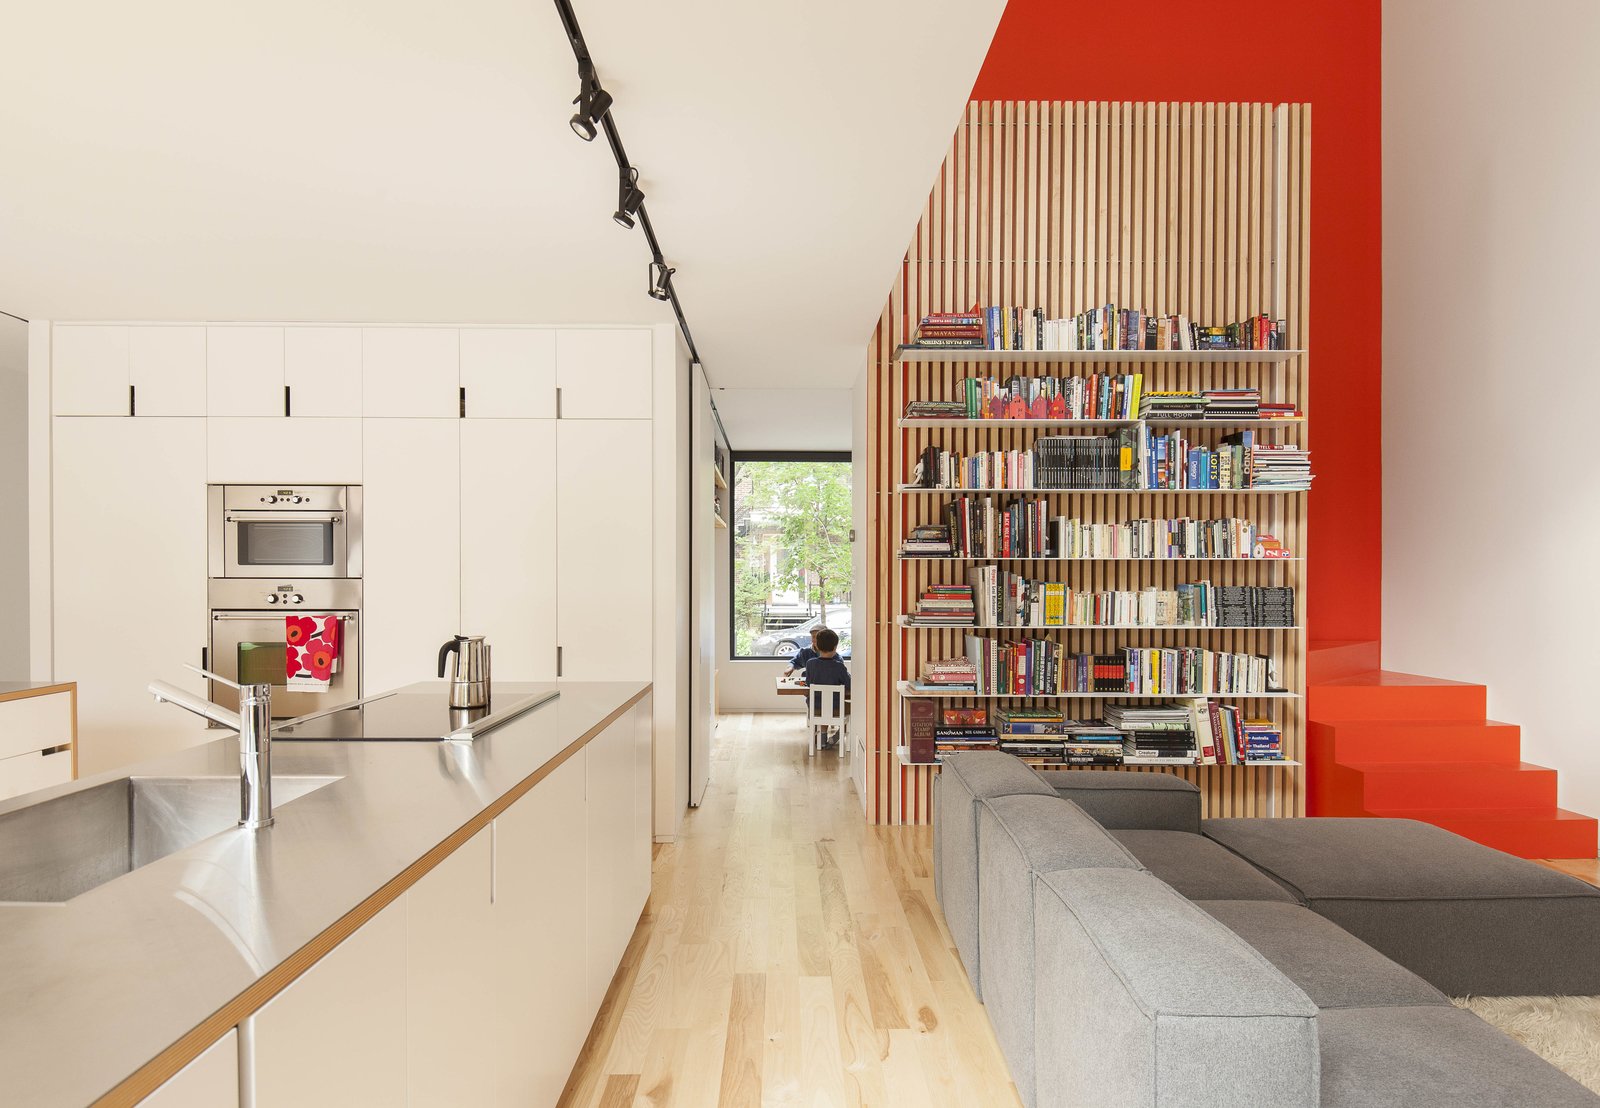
left=0, top=680, right=652, bottom=1107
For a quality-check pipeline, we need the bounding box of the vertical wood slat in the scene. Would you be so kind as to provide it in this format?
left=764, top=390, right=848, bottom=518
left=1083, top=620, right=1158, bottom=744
left=863, top=102, right=1311, bottom=825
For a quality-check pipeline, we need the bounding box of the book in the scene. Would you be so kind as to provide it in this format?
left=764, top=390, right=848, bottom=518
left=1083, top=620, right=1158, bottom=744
left=906, top=699, right=937, bottom=763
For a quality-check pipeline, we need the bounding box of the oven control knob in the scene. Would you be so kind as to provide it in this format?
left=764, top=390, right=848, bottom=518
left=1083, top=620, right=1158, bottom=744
left=289, top=495, right=306, bottom=504
left=260, top=495, right=279, bottom=504
left=264, top=594, right=279, bottom=604
left=289, top=593, right=304, bottom=605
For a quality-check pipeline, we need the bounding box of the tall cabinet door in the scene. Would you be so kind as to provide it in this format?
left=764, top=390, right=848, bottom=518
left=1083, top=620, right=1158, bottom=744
left=460, top=419, right=556, bottom=680
left=555, top=420, right=652, bottom=680
left=53, top=418, right=209, bottom=775
left=362, top=419, right=461, bottom=693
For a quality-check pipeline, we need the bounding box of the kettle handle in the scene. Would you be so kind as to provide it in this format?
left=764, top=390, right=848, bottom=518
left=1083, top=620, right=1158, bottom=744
left=437, top=638, right=460, bottom=679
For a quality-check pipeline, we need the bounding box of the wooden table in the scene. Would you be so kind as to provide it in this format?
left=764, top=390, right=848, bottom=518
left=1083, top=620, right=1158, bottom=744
left=776, top=675, right=851, bottom=699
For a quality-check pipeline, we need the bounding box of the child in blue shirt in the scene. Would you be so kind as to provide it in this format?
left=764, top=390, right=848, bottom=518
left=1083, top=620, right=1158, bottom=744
left=784, top=626, right=822, bottom=678
left=801, top=628, right=850, bottom=748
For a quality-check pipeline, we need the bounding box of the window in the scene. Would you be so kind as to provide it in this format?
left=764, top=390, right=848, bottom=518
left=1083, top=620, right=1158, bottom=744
left=730, top=452, right=852, bottom=661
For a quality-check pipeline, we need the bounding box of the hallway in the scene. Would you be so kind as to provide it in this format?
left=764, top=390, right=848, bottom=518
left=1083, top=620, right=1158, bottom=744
left=558, top=713, right=1021, bottom=1107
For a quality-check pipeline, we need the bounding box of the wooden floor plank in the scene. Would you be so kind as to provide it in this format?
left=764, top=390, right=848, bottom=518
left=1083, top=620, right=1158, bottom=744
left=558, top=712, right=1020, bottom=1108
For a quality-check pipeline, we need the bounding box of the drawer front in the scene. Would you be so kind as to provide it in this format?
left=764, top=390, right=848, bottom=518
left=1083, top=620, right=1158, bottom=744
left=0, top=692, right=73, bottom=762
left=0, top=747, right=74, bottom=802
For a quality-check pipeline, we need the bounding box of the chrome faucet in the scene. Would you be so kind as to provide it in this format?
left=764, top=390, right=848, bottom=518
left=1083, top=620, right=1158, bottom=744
left=148, top=666, right=274, bottom=829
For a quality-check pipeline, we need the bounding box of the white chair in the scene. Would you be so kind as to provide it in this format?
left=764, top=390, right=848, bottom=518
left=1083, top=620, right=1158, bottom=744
left=805, top=684, right=848, bottom=757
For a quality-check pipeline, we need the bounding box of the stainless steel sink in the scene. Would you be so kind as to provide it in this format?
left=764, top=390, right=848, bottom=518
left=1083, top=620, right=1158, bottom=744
left=0, top=775, right=339, bottom=903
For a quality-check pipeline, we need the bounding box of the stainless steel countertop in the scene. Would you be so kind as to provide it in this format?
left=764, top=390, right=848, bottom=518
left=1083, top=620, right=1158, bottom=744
left=0, top=679, right=649, bottom=1107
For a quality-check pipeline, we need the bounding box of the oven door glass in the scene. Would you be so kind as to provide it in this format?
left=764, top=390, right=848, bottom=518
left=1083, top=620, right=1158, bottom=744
left=223, top=512, right=347, bottom=577
left=211, top=612, right=360, bottom=718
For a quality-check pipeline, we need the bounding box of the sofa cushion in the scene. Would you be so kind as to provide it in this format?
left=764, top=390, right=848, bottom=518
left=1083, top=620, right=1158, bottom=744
left=1033, top=769, right=1202, bottom=833
left=977, top=794, right=1143, bottom=1106
left=1111, top=829, right=1298, bottom=903
left=1033, top=868, right=1319, bottom=1108
left=934, top=752, right=1058, bottom=997
left=1195, top=900, right=1448, bottom=1010
left=1318, top=1006, right=1600, bottom=1108
left=1203, top=817, right=1600, bottom=995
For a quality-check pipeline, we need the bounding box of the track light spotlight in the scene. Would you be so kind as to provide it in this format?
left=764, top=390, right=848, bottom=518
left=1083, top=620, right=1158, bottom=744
left=648, top=259, right=675, bottom=301
left=613, top=167, right=645, bottom=229
left=569, top=61, right=613, bottom=141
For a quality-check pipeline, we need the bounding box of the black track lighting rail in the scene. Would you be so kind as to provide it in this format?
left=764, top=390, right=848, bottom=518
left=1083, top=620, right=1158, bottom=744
left=553, top=0, right=703, bottom=372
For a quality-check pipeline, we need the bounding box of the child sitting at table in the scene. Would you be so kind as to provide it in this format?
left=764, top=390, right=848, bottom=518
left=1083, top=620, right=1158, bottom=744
left=801, top=628, right=850, bottom=748
left=783, top=626, right=822, bottom=678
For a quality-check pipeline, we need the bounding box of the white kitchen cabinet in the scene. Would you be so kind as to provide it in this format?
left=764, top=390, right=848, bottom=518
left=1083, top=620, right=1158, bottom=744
left=0, top=688, right=72, bottom=762
left=362, top=327, right=458, bottom=418
left=138, top=1029, right=238, bottom=1108
left=251, top=898, right=407, bottom=1107
left=129, top=326, right=207, bottom=417
left=555, top=421, right=652, bottom=680
left=407, top=828, right=497, bottom=1107
left=51, top=325, right=129, bottom=415
left=285, top=327, right=363, bottom=417
left=206, top=327, right=285, bottom=418
left=205, top=418, right=362, bottom=484
left=493, top=753, right=589, bottom=1106
left=0, top=748, right=73, bottom=802
left=362, top=419, right=460, bottom=692
left=52, top=418, right=209, bottom=775
left=460, top=420, right=556, bottom=680
left=460, top=329, right=556, bottom=418
left=556, top=329, right=652, bottom=419
left=585, top=711, right=647, bottom=1015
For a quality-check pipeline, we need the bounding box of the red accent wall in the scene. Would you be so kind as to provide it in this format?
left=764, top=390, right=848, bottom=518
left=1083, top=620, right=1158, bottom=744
left=971, top=0, right=1382, bottom=644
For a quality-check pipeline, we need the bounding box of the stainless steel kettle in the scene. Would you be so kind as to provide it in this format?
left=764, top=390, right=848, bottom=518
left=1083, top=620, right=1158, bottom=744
left=437, top=635, right=491, bottom=709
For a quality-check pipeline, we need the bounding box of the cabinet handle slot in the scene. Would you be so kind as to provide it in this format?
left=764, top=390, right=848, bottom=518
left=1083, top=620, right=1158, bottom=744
left=129, top=384, right=136, bottom=417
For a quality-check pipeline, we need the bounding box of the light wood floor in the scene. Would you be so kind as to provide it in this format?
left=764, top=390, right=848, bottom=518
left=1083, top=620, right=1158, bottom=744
left=557, top=712, right=1021, bottom=1108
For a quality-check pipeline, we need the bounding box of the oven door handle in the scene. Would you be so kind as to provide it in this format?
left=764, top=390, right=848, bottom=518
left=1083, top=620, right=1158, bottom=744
left=223, top=512, right=344, bottom=524
left=211, top=613, right=358, bottom=621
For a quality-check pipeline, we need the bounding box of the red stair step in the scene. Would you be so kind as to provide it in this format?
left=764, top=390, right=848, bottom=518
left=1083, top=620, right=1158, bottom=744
left=1315, top=719, right=1522, bottom=765
left=1368, top=807, right=1599, bottom=860
left=1308, top=639, right=1381, bottom=683
left=1346, top=761, right=1557, bottom=810
left=1311, top=671, right=1486, bottom=721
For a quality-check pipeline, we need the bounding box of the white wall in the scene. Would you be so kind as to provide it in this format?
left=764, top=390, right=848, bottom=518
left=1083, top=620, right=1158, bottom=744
left=0, top=316, right=25, bottom=679
left=1383, top=0, right=1600, bottom=817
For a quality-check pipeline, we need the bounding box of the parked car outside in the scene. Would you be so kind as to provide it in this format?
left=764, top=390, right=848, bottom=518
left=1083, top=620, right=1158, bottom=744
left=748, top=610, right=852, bottom=659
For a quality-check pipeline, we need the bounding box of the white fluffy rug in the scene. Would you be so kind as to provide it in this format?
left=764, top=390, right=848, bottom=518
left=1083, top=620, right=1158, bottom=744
left=1453, top=995, right=1600, bottom=1091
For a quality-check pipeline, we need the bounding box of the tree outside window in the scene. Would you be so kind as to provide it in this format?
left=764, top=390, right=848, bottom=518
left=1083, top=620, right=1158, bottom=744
left=731, top=455, right=852, bottom=659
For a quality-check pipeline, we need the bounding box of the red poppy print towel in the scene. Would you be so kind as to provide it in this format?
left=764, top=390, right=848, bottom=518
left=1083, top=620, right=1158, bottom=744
left=286, top=615, right=342, bottom=692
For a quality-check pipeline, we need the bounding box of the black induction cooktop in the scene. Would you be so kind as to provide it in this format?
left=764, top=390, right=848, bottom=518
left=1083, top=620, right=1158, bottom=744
left=273, top=684, right=559, bottom=742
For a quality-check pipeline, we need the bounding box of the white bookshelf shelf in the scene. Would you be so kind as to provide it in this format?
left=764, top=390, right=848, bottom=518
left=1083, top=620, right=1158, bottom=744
left=898, top=417, right=1304, bottom=430
left=713, top=467, right=729, bottom=490
left=894, top=346, right=1304, bottom=365
left=892, top=745, right=1299, bottom=769
left=899, top=486, right=1309, bottom=496
left=897, top=555, right=1302, bottom=563
left=895, top=681, right=1299, bottom=700
left=896, top=617, right=1299, bottom=631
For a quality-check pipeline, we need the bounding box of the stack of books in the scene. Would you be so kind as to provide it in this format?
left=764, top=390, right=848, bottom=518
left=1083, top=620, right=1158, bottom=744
left=1107, top=703, right=1198, bottom=765
left=933, top=707, right=998, bottom=759
left=907, top=585, right=976, bottom=626
left=1139, top=391, right=1207, bottom=419
left=910, top=311, right=986, bottom=349
left=903, top=398, right=968, bottom=420
left=1239, top=717, right=1285, bottom=762
left=902, top=524, right=954, bottom=557
left=1215, top=586, right=1296, bottom=628
left=1201, top=388, right=1261, bottom=420
left=995, top=707, right=1068, bottom=762
left=1062, top=719, right=1127, bottom=765
left=965, top=304, right=1288, bottom=352
left=913, top=656, right=978, bottom=692
left=1121, top=648, right=1277, bottom=695
left=953, top=374, right=1144, bottom=421
left=1248, top=444, right=1315, bottom=489
left=1258, top=401, right=1301, bottom=420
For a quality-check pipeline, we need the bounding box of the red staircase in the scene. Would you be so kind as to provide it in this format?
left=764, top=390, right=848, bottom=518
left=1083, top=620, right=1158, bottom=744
left=1307, top=641, right=1597, bottom=859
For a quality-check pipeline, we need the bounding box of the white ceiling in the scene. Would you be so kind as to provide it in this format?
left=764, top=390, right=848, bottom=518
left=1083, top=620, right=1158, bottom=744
left=0, top=0, right=1002, bottom=389
left=713, top=388, right=852, bottom=452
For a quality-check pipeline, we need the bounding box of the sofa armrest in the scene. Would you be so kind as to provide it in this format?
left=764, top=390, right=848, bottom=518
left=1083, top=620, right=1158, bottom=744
left=1033, top=868, right=1319, bottom=1108
left=1034, top=769, right=1202, bottom=833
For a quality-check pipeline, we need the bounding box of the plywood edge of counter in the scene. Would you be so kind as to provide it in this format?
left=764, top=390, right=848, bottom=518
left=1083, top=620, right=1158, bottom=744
left=92, top=682, right=653, bottom=1108
left=0, top=681, right=76, bottom=705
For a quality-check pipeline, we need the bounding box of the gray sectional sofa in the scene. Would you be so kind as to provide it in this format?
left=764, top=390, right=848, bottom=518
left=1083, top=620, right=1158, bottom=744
left=933, top=752, right=1600, bottom=1108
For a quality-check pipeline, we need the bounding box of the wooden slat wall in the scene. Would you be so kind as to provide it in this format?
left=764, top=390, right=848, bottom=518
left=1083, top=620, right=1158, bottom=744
left=863, top=101, right=1311, bottom=826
